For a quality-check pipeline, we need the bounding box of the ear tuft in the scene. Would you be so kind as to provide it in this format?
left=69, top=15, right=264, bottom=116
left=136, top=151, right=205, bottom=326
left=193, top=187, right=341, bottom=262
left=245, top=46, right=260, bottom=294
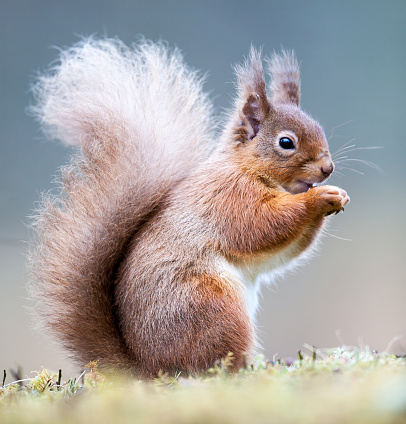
left=234, top=47, right=270, bottom=140
left=235, top=46, right=267, bottom=101
left=266, top=50, right=300, bottom=106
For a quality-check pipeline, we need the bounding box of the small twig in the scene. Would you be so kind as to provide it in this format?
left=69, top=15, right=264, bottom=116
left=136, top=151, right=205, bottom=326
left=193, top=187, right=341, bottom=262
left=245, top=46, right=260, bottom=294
left=303, top=344, right=318, bottom=362
left=75, top=370, right=86, bottom=387
left=57, top=369, right=62, bottom=387
left=385, top=335, right=404, bottom=354
left=10, top=365, right=24, bottom=388
left=168, top=371, right=181, bottom=388
left=40, top=379, right=52, bottom=393
left=10, top=367, right=22, bottom=381
left=2, top=379, right=31, bottom=388
left=2, top=370, right=6, bottom=387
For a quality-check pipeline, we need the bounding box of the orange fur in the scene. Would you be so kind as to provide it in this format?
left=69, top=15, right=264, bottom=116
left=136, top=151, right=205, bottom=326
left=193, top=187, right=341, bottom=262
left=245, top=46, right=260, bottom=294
left=29, top=39, right=349, bottom=378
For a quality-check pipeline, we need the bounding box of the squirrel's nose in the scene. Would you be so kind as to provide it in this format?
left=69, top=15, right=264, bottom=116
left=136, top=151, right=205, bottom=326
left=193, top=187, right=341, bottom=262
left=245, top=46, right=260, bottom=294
left=320, top=161, right=334, bottom=178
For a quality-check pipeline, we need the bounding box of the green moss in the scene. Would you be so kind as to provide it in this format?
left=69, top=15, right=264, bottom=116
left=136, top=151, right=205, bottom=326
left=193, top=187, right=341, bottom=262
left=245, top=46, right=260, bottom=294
left=1, top=346, right=406, bottom=424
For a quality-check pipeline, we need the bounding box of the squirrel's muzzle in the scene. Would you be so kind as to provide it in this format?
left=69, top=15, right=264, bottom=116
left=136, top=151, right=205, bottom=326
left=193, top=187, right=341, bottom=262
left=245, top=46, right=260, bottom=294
left=320, top=160, right=334, bottom=178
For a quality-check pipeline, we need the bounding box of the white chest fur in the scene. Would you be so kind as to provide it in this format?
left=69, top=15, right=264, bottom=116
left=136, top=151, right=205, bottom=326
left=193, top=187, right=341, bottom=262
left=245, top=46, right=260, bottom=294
left=221, top=238, right=319, bottom=323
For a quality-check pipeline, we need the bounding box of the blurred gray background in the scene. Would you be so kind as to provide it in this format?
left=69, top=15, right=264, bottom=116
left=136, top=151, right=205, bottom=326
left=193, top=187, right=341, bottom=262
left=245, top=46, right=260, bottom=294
left=1, top=0, right=405, bottom=377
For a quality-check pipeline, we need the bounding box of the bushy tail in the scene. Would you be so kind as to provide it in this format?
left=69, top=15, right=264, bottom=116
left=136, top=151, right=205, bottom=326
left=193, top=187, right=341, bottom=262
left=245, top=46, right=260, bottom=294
left=28, top=38, right=215, bottom=374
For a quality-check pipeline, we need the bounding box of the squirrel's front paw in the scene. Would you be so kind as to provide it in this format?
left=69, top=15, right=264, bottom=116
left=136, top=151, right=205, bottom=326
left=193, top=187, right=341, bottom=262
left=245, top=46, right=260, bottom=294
left=310, top=185, right=350, bottom=216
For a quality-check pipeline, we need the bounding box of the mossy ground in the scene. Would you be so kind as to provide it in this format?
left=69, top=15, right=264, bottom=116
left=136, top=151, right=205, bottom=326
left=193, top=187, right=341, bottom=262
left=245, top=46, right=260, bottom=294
left=1, top=346, right=406, bottom=424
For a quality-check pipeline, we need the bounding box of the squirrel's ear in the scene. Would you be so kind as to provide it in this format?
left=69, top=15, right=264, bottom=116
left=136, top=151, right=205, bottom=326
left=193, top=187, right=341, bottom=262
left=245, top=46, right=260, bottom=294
left=242, top=93, right=268, bottom=139
left=235, top=47, right=270, bottom=140
left=266, top=50, right=300, bottom=106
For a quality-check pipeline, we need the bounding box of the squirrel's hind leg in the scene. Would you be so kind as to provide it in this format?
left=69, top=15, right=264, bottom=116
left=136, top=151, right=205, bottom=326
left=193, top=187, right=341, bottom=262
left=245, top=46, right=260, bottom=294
left=117, top=273, right=254, bottom=377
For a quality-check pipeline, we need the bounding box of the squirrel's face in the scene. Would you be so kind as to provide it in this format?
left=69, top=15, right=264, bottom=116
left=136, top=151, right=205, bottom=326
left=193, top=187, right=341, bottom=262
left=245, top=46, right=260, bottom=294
left=234, top=101, right=334, bottom=194
left=261, top=103, right=334, bottom=194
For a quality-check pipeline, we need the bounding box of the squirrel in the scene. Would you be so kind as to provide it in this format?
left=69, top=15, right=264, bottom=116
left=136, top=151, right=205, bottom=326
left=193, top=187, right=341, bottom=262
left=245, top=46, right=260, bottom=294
left=28, top=37, right=350, bottom=379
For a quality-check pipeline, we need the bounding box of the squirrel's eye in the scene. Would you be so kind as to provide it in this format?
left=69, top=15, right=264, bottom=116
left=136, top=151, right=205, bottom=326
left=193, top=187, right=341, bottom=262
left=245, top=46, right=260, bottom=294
left=279, top=137, right=295, bottom=149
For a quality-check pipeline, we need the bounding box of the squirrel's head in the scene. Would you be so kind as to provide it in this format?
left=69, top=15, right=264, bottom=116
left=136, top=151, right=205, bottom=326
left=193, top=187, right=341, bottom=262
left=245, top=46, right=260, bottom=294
left=230, top=48, right=334, bottom=194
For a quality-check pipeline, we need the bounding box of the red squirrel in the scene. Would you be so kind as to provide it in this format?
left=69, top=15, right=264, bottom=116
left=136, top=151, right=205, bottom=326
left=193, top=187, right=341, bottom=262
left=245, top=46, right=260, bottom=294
left=29, top=38, right=350, bottom=378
